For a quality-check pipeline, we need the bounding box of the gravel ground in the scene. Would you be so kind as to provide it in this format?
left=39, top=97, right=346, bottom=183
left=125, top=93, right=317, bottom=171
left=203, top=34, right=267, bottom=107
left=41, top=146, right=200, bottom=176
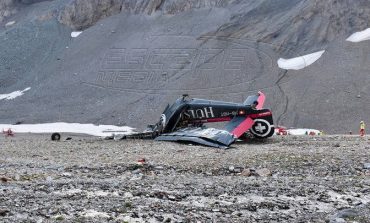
left=1, top=134, right=370, bottom=222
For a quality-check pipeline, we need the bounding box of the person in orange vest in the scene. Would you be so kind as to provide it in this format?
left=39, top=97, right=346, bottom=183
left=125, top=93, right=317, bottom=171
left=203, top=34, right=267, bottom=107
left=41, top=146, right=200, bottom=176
left=360, top=121, right=366, bottom=136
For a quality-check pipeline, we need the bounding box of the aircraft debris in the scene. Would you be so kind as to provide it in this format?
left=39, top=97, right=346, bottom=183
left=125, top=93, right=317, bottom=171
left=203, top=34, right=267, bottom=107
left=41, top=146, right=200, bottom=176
left=116, top=92, right=274, bottom=148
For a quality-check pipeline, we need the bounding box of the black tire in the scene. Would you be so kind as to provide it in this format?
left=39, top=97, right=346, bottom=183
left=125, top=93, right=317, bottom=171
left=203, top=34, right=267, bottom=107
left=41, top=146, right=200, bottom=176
left=51, top=133, right=61, bottom=141
left=250, top=118, right=275, bottom=139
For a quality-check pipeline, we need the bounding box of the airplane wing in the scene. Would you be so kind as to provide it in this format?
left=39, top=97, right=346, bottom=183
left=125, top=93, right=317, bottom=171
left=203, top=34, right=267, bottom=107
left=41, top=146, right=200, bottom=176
left=224, top=116, right=255, bottom=138
left=155, top=127, right=235, bottom=149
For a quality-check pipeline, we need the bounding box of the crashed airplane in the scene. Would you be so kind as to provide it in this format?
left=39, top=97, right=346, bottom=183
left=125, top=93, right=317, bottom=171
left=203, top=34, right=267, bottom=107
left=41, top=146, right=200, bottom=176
left=118, top=92, right=274, bottom=148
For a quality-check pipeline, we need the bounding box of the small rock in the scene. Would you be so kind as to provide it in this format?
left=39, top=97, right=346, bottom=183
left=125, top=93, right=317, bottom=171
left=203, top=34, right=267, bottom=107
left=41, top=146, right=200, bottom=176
left=330, top=208, right=362, bottom=223
left=123, top=216, right=132, bottom=222
left=332, top=218, right=346, bottom=223
left=234, top=167, right=243, bottom=173
left=61, top=172, right=72, bottom=177
left=124, top=192, right=133, bottom=198
left=14, top=174, right=20, bottom=181
left=241, top=169, right=251, bottom=177
left=132, top=169, right=142, bottom=174
left=52, top=215, right=65, bottom=220
left=130, top=175, right=143, bottom=181
left=228, top=166, right=235, bottom=172
left=154, top=166, right=164, bottom=170
left=363, top=163, right=370, bottom=169
left=154, top=214, right=164, bottom=221
left=357, top=94, right=361, bottom=98
left=256, top=168, right=272, bottom=177
left=0, top=209, right=10, bottom=216
left=0, top=176, right=11, bottom=183
left=353, top=201, right=362, bottom=206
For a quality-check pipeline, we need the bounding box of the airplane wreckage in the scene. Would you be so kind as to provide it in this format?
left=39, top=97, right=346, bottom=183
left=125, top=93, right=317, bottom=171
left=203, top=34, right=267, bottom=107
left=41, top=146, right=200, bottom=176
left=113, top=92, right=275, bottom=148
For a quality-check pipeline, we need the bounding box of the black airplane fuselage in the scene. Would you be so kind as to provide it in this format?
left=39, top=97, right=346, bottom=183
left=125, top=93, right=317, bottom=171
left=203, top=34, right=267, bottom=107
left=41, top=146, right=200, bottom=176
left=182, top=99, right=262, bottom=123
left=160, top=96, right=272, bottom=133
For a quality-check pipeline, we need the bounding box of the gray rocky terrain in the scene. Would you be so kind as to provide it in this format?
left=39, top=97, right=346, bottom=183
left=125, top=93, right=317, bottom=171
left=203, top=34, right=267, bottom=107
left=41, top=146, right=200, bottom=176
left=1, top=135, right=370, bottom=222
left=0, top=0, right=369, bottom=133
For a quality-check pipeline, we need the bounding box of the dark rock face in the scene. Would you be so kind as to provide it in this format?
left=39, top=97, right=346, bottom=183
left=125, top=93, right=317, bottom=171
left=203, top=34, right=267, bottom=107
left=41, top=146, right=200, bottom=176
left=57, top=0, right=239, bottom=30
left=0, top=0, right=17, bottom=22
left=211, top=0, right=370, bottom=54
left=0, top=0, right=52, bottom=22
left=58, top=0, right=124, bottom=30
left=19, top=0, right=51, bottom=4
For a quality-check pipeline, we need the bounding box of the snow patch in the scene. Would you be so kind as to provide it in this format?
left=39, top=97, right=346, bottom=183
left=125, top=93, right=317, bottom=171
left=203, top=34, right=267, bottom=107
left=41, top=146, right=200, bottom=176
left=277, top=50, right=325, bottom=70
left=71, top=31, right=83, bottom=38
left=346, top=28, right=370, bottom=43
left=5, top=21, right=16, bottom=27
left=0, top=122, right=135, bottom=137
left=287, top=129, right=320, bottom=136
left=0, top=87, right=31, bottom=101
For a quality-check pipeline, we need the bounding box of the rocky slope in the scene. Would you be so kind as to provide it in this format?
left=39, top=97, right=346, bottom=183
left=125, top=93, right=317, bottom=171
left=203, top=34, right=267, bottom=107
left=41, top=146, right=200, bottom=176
left=0, top=0, right=369, bottom=133
left=1, top=135, right=370, bottom=222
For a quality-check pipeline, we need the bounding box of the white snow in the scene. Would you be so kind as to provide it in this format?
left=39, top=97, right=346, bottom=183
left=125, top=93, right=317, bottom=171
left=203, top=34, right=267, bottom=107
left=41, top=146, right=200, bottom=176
left=0, top=87, right=31, bottom=101
left=71, top=31, right=83, bottom=38
left=5, top=21, right=16, bottom=27
left=0, top=122, right=135, bottom=137
left=346, top=28, right=370, bottom=43
left=287, top=128, right=320, bottom=136
left=277, top=50, right=325, bottom=70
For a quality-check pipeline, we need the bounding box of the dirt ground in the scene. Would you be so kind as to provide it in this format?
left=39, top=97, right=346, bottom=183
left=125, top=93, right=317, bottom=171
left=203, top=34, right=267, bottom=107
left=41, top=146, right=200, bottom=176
left=1, top=134, right=370, bottom=222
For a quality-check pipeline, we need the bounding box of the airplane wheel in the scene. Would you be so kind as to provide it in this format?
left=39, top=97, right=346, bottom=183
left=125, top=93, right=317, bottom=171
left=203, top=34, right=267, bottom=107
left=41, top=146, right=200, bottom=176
left=51, top=133, right=61, bottom=141
left=250, top=119, right=274, bottom=139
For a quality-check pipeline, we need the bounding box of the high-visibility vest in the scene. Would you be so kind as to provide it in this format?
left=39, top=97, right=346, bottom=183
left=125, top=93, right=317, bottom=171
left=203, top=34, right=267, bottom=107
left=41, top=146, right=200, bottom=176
left=360, top=123, right=366, bottom=129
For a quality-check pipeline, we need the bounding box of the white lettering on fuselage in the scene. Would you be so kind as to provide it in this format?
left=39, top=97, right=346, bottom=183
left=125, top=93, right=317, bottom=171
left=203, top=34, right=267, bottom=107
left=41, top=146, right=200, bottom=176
left=184, top=107, right=215, bottom=119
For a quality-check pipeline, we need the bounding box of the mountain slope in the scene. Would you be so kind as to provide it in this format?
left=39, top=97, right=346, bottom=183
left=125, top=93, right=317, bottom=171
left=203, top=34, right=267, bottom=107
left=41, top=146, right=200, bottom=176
left=0, top=0, right=369, bottom=133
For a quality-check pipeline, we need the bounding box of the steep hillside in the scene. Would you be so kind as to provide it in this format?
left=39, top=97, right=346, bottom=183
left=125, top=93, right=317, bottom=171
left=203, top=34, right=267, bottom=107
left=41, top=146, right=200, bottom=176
left=0, top=0, right=369, bottom=133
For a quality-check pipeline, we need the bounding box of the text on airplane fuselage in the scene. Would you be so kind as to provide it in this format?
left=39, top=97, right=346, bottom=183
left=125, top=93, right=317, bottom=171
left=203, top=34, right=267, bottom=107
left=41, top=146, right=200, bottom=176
left=184, top=107, right=215, bottom=119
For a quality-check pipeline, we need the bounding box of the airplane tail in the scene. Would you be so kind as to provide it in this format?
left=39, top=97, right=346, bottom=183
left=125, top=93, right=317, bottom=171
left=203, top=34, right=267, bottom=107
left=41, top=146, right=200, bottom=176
left=244, top=91, right=265, bottom=109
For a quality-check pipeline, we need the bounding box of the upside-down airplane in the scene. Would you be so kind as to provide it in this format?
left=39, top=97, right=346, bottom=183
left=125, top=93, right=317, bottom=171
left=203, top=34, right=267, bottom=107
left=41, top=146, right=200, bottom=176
left=119, top=92, right=274, bottom=148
